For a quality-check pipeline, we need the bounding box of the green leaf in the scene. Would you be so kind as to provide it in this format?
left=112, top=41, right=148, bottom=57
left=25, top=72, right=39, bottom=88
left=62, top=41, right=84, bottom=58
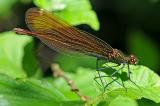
left=33, top=0, right=100, bottom=30
left=0, top=32, right=33, bottom=78
left=0, top=74, right=84, bottom=106
left=1, top=60, right=160, bottom=105
left=22, top=41, right=42, bottom=78
left=0, top=31, right=41, bottom=78
left=109, top=95, right=138, bottom=106
left=95, top=63, right=160, bottom=104
left=127, top=29, right=159, bottom=71
left=43, top=63, right=160, bottom=106
left=45, top=63, right=160, bottom=105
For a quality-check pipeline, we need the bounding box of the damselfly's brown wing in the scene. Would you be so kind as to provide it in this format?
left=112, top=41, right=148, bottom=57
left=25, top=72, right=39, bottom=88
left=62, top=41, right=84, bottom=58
left=25, top=7, right=113, bottom=59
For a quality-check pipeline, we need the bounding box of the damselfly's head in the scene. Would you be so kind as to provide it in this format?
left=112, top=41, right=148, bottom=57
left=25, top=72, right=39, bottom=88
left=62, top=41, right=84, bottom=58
left=128, top=54, right=138, bottom=65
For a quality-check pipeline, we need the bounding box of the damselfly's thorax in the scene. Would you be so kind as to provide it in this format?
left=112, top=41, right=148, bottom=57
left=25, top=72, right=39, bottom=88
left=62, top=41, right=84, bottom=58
left=107, top=49, right=138, bottom=65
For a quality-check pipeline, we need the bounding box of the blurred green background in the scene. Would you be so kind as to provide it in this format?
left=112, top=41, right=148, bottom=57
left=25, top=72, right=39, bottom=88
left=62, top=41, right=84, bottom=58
left=0, top=0, right=160, bottom=106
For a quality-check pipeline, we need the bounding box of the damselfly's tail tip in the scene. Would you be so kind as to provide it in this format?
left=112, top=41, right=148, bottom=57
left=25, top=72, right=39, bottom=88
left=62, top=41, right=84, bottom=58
left=13, top=28, right=21, bottom=31
left=13, top=28, right=28, bottom=35
left=13, top=28, right=22, bottom=32
left=13, top=28, right=22, bottom=34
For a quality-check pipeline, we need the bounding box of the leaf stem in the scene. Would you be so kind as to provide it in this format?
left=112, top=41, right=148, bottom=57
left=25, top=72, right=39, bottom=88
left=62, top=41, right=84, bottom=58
left=51, top=63, right=88, bottom=102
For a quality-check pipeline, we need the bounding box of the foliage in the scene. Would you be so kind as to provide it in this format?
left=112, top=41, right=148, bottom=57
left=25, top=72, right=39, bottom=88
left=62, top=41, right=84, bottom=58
left=34, top=0, right=99, bottom=30
left=0, top=32, right=41, bottom=78
left=0, top=32, right=160, bottom=105
left=0, top=0, right=159, bottom=106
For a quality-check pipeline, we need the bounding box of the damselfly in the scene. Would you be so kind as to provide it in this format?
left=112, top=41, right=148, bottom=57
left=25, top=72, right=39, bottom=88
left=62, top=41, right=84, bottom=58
left=14, top=8, right=139, bottom=91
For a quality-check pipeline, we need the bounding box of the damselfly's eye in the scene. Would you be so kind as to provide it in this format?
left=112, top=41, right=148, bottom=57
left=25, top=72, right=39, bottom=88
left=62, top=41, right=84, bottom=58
left=129, top=55, right=138, bottom=64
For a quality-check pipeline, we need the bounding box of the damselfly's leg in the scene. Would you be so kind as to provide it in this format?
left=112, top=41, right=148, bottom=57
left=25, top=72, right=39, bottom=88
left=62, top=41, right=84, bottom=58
left=94, top=75, right=118, bottom=91
left=95, top=58, right=105, bottom=89
left=127, top=63, right=141, bottom=91
left=104, top=76, right=127, bottom=92
left=103, top=64, right=126, bottom=89
left=94, top=74, right=127, bottom=91
left=121, top=79, right=127, bottom=92
left=94, top=63, right=126, bottom=91
left=96, top=60, right=120, bottom=71
left=95, top=58, right=121, bottom=88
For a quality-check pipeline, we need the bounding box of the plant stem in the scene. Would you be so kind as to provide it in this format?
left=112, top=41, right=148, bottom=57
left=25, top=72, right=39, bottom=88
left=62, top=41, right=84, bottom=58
left=51, top=63, right=88, bottom=102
